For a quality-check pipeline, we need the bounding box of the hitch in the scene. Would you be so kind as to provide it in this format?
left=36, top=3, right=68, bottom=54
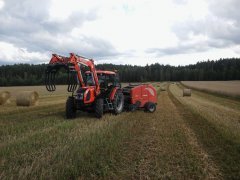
left=45, top=64, right=78, bottom=92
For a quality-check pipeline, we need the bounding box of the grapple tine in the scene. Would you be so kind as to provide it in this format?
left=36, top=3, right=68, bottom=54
left=69, top=72, right=73, bottom=92
left=49, top=72, right=52, bottom=91
left=45, top=66, right=57, bottom=92
left=67, top=70, right=77, bottom=92
left=67, top=71, right=71, bottom=92
left=45, top=62, right=79, bottom=93
left=52, top=71, right=56, bottom=91
left=45, top=71, right=48, bottom=91
left=45, top=69, right=52, bottom=91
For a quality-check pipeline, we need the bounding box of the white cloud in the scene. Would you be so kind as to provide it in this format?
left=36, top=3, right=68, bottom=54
left=0, top=0, right=239, bottom=65
left=0, top=41, right=49, bottom=64
left=0, top=0, right=4, bottom=10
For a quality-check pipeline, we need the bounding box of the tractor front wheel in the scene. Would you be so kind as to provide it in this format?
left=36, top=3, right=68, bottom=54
left=95, top=98, right=103, bottom=118
left=113, top=91, right=124, bottom=115
left=66, top=97, right=77, bottom=119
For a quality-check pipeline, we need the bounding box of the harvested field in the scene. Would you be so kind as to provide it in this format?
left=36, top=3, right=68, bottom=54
left=0, top=82, right=239, bottom=179
left=0, top=85, right=72, bottom=97
left=169, top=83, right=240, bottom=178
left=170, top=85, right=240, bottom=139
left=181, top=81, right=240, bottom=97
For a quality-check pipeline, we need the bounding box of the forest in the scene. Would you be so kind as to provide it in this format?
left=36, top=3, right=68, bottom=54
left=0, top=58, right=240, bottom=86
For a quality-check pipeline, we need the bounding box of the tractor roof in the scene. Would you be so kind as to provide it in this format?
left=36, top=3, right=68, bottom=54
left=85, top=70, right=116, bottom=75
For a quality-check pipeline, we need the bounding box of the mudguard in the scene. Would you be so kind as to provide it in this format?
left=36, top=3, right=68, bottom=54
left=109, top=87, right=121, bottom=101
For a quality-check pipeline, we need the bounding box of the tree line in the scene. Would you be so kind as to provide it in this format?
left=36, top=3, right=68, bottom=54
left=0, top=58, right=240, bottom=86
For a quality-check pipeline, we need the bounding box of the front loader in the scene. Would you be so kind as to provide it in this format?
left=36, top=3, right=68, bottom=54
left=45, top=53, right=124, bottom=119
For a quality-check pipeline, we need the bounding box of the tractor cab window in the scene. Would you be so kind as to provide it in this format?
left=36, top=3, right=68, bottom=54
left=98, top=73, right=119, bottom=89
left=98, top=74, right=107, bottom=88
left=114, top=74, right=120, bottom=87
left=85, top=73, right=95, bottom=86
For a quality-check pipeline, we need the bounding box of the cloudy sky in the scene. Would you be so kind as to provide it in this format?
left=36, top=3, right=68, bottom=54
left=0, top=0, right=239, bottom=66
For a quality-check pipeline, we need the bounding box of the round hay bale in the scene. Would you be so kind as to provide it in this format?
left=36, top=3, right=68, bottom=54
left=183, top=89, right=191, bottom=97
left=160, top=87, right=166, bottom=91
left=0, top=91, right=11, bottom=105
left=16, top=91, right=39, bottom=106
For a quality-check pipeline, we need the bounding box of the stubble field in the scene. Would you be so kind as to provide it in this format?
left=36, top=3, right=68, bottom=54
left=0, top=82, right=240, bottom=179
left=181, top=81, right=240, bottom=98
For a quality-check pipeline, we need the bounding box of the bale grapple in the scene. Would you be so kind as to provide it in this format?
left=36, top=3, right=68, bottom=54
left=45, top=54, right=79, bottom=92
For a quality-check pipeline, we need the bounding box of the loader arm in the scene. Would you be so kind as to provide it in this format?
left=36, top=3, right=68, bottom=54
left=45, top=53, right=100, bottom=94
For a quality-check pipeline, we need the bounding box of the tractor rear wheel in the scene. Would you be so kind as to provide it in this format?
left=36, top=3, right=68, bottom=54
left=66, top=97, right=76, bottom=119
left=113, top=91, right=124, bottom=114
left=94, top=98, right=103, bottom=118
left=145, top=102, right=156, bottom=113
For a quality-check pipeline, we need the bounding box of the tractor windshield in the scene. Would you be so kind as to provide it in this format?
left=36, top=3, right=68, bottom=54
left=98, top=74, right=120, bottom=88
left=85, top=72, right=120, bottom=88
left=85, top=73, right=95, bottom=86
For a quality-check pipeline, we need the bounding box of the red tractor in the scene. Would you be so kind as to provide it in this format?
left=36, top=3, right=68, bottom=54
left=45, top=53, right=124, bottom=119
left=45, top=53, right=157, bottom=119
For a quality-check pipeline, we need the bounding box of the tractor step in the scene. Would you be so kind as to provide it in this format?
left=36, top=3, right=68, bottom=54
left=104, top=98, right=114, bottom=110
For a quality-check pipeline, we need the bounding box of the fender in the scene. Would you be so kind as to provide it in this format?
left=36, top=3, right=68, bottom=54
left=84, top=87, right=95, bottom=104
left=110, top=87, right=120, bottom=101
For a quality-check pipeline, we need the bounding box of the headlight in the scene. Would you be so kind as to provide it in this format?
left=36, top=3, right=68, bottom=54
left=86, top=90, right=91, bottom=101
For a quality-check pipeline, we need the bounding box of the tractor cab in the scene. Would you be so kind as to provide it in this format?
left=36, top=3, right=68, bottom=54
left=85, top=70, right=121, bottom=91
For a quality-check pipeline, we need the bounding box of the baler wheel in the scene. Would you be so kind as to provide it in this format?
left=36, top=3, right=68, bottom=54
left=145, top=102, right=156, bottom=113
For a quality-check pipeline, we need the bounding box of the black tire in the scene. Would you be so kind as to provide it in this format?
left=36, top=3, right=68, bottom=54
left=145, top=102, right=156, bottom=113
left=113, top=91, right=124, bottom=114
left=66, top=97, right=77, bottom=119
left=95, top=98, right=103, bottom=118
left=128, top=104, right=135, bottom=112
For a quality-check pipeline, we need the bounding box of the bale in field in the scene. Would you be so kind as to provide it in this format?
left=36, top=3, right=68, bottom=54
left=16, top=91, right=39, bottom=106
left=183, top=89, right=191, bottom=97
left=0, top=91, right=11, bottom=105
left=160, top=87, right=166, bottom=91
